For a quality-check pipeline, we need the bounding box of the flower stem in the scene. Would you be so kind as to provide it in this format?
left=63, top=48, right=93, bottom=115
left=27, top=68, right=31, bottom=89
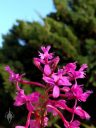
left=70, top=99, right=77, bottom=123
left=20, top=80, right=45, bottom=88
left=25, top=111, right=32, bottom=128
left=47, top=105, right=69, bottom=127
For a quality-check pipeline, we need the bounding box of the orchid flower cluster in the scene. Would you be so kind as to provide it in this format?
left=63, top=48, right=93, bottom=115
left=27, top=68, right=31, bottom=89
left=5, top=46, right=92, bottom=128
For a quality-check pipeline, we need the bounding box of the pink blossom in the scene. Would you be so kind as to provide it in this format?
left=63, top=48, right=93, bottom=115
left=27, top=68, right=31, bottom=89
left=5, top=66, right=22, bottom=82
left=74, top=106, right=90, bottom=119
left=14, top=89, right=26, bottom=106
left=71, top=83, right=92, bottom=102
left=39, top=45, right=53, bottom=60
left=53, top=85, right=60, bottom=98
left=64, top=120, right=80, bottom=128
left=30, top=119, right=40, bottom=128
left=30, top=117, right=48, bottom=128
left=51, top=56, right=60, bottom=70
left=64, top=62, right=77, bottom=72
left=79, top=64, right=88, bottom=71
left=4, top=46, right=92, bottom=128
left=15, top=126, right=25, bottom=128
left=14, top=89, right=40, bottom=112
left=53, top=72, right=71, bottom=86
left=47, top=106, right=58, bottom=116
left=44, top=117, right=49, bottom=126
left=33, top=58, right=41, bottom=70
left=44, top=64, right=51, bottom=76
left=61, top=87, right=70, bottom=92
left=55, top=100, right=67, bottom=109
left=43, top=73, right=71, bottom=98
left=64, top=62, right=88, bottom=80
left=68, top=120, right=80, bottom=128
left=47, top=99, right=67, bottom=116
left=34, top=47, right=59, bottom=73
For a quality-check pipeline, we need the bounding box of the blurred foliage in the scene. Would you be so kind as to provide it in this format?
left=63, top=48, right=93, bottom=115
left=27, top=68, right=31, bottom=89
left=0, top=0, right=96, bottom=127
left=81, top=123, right=96, bottom=128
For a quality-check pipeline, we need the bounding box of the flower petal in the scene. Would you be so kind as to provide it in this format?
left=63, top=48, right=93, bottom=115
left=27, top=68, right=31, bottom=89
left=44, top=64, right=51, bottom=76
left=74, top=106, right=90, bottom=119
left=69, top=120, right=80, bottom=128
left=30, top=119, right=40, bottom=128
left=53, top=86, right=60, bottom=98
left=15, top=126, right=25, bottom=128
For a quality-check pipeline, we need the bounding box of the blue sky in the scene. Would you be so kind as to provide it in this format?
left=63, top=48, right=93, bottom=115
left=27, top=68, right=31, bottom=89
left=0, top=0, right=55, bottom=47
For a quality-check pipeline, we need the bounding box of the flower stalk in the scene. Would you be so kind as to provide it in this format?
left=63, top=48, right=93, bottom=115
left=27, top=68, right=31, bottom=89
left=5, top=45, right=92, bottom=128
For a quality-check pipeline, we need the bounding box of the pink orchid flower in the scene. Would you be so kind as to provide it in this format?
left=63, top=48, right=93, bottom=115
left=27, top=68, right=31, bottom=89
left=30, top=117, right=48, bottom=128
left=43, top=73, right=71, bottom=98
left=67, top=120, right=80, bottom=128
left=5, top=66, right=22, bottom=82
left=64, top=62, right=88, bottom=80
left=39, top=45, right=53, bottom=60
left=71, top=83, right=92, bottom=102
left=14, top=89, right=40, bottom=112
left=5, top=45, right=92, bottom=128
left=74, top=106, right=90, bottom=119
